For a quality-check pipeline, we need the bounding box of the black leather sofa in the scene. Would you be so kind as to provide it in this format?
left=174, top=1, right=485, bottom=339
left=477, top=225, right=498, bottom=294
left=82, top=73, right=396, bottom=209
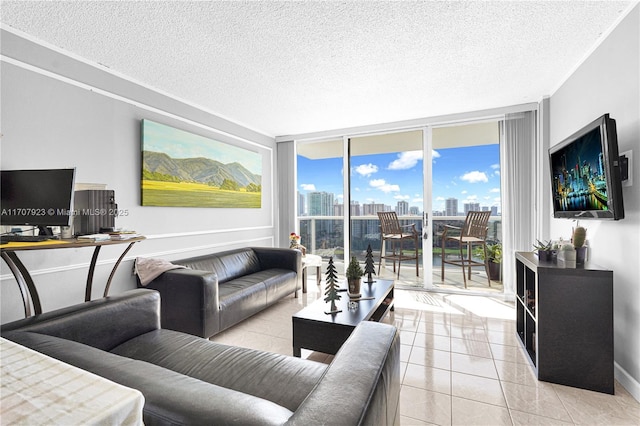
left=140, top=247, right=301, bottom=338
left=1, top=289, right=401, bottom=425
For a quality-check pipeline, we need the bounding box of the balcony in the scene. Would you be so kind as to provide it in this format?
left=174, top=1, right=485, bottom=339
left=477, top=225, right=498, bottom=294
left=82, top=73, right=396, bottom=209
left=297, top=215, right=503, bottom=294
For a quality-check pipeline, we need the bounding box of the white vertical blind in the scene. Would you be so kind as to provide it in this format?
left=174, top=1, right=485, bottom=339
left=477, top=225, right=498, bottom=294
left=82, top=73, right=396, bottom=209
left=277, top=141, right=296, bottom=248
left=500, top=110, right=538, bottom=295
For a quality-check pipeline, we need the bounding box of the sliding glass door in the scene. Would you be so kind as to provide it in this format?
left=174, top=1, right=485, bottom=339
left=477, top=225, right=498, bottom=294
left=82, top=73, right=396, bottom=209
left=295, top=120, right=504, bottom=294
left=348, top=130, right=426, bottom=284
left=431, top=121, right=503, bottom=293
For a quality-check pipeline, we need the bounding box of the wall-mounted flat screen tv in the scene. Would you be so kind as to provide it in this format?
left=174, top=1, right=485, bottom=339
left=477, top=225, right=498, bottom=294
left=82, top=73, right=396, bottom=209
left=1, top=168, right=76, bottom=227
left=549, top=114, right=624, bottom=220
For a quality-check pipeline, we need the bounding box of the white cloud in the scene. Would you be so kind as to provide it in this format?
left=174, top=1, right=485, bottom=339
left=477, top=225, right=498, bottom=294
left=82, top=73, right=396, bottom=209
left=412, top=197, right=423, bottom=203
left=491, top=163, right=500, bottom=170
left=388, top=151, right=423, bottom=170
left=432, top=150, right=441, bottom=158
left=461, top=190, right=468, bottom=194
left=490, top=187, right=501, bottom=193
left=436, top=196, right=445, bottom=201
left=370, top=179, right=400, bottom=193
left=461, top=171, right=489, bottom=183
left=300, top=183, right=316, bottom=191
left=394, top=194, right=410, bottom=200
left=494, top=170, right=500, bottom=176
left=354, top=163, right=378, bottom=177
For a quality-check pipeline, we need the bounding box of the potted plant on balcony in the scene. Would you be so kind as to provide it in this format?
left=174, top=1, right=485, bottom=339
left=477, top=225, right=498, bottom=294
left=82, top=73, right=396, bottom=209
left=346, top=256, right=364, bottom=298
left=474, top=243, right=502, bottom=281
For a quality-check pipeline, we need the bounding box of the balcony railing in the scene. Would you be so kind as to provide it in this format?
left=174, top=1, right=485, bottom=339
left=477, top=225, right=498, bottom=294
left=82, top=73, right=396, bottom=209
left=297, top=215, right=502, bottom=264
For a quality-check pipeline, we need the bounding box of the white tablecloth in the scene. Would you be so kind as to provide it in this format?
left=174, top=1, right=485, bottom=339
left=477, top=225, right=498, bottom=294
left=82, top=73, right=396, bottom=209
left=1, top=337, right=144, bottom=425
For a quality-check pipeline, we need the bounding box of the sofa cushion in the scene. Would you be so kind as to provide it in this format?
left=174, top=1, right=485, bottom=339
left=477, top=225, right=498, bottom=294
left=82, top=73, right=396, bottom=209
left=176, top=248, right=261, bottom=283
left=6, top=331, right=293, bottom=426
left=111, top=329, right=327, bottom=411
left=261, top=269, right=298, bottom=304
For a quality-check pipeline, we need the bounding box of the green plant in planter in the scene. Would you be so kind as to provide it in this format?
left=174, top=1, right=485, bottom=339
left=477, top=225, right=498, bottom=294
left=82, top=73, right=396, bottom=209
left=533, top=239, right=554, bottom=262
left=533, top=239, right=552, bottom=251
left=573, top=226, right=588, bottom=264
left=346, top=256, right=364, bottom=280
left=474, top=243, right=502, bottom=264
left=572, top=226, right=587, bottom=248
left=346, top=256, right=364, bottom=297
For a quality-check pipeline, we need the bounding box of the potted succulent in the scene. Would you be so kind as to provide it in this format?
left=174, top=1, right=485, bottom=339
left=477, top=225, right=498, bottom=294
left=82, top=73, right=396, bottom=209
left=346, top=256, right=364, bottom=298
left=474, top=243, right=502, bottom=281
left=572, top=226, right=587, bottom=264
left=533, top=239, right=553, bottom=262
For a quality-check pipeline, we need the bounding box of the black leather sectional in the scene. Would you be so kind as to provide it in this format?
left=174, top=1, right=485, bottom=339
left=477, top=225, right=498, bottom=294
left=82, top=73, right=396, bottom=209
left=141, top=247, right=301, bottom=338
left=1, top=289, right=401, bottom=425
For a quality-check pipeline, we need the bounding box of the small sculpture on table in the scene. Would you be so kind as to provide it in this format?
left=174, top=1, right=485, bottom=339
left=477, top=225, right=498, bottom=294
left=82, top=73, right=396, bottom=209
left=363, top=244, right=377, bottom=284
left=324, top=256, right=342, bottom=314
left=289, top=232, right=306, bottom=255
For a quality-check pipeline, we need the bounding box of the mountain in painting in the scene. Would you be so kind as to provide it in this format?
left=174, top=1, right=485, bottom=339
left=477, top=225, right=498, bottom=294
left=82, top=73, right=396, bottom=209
left=143, top=151, right=261, bottom=186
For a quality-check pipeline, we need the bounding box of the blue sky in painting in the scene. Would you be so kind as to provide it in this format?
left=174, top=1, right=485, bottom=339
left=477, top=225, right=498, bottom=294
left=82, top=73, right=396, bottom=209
left=142, top=120, right=262, bottom=174
left=298, top=144, right=501, bottom=213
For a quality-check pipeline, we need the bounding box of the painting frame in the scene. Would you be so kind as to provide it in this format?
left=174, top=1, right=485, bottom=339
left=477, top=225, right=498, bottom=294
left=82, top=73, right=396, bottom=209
left=141, top=119, right=262, bottom=208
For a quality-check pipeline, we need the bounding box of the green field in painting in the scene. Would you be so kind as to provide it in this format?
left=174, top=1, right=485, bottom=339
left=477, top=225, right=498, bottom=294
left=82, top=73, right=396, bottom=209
left=142, top=180, right=261, bottom=208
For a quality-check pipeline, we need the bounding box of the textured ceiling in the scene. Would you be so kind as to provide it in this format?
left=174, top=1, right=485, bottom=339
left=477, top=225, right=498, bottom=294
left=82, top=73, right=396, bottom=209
left=0, top=1, right=635, bottom=137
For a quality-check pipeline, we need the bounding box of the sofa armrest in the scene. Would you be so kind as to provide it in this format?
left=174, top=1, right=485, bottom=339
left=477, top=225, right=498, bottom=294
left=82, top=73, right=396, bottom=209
left=252, top=247, right=301, bottom=274
left=143, top=268, right=220, bottom=338
left=0, top=289, right=161, bottom=352
left=286, top=321, right=401, bottom=426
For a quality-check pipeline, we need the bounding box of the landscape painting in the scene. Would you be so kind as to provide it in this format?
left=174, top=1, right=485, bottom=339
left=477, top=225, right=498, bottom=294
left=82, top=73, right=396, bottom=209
left=141, top=119, right=262, bottom=208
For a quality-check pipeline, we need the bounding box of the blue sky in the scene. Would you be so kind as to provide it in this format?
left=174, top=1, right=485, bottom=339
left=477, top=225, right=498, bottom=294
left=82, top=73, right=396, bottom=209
left=298, top=144, right=501, bottom=213
left=142, top=119, right=262, bottom=175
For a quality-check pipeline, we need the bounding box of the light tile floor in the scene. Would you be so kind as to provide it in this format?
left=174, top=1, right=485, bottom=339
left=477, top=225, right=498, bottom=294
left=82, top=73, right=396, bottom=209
left=210, top=278, right=640, bottom=426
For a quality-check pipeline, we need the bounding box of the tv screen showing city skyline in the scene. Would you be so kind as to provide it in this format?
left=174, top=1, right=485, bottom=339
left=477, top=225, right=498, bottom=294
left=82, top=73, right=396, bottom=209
left=550, top=126, right=609, bottom=212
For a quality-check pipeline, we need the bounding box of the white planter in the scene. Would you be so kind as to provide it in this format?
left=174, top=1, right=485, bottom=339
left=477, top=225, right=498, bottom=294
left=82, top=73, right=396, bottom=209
left=558, top=249, right=576, bottom=262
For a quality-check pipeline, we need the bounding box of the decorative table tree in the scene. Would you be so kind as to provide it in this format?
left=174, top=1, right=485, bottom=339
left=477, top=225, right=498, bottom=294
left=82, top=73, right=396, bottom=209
left=364, top=244, right=377, bottom=284
left=324, top=256, right=342, bottom=314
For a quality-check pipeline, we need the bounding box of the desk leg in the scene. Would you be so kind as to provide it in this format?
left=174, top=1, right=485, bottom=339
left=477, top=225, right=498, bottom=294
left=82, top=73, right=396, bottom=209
left=1, top=251, right=42, bottom=317
left=85, top=246, right=102, bottom=302
left=103, top=242, right=137, bottom=298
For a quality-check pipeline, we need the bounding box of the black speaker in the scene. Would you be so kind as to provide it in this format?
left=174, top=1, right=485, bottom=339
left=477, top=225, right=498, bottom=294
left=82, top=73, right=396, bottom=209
left=73, top=190, right=117, bottom=236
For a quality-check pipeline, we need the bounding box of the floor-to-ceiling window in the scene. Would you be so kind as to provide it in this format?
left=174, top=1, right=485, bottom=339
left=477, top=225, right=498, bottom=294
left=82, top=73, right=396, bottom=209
left=431, top=121, right=503, bottom=293
left=296, top=138, right=345, bottom=264
left=348, top=131, right=424, bottom=270
left=295, top=121, right=504, bottom=294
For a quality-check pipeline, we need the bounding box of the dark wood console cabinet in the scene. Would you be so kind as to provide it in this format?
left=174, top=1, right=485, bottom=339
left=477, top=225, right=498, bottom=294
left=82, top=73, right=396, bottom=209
left=515, top=251, right=614, bottom=394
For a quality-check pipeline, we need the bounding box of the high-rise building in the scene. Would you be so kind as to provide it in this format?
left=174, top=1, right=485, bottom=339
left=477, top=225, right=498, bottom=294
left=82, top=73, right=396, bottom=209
left=396, top=200, right=409, bottom=216
left=409, top=206, right=421, bottom=215
left=297, top=192, right=306, bottom=216
left=362, top=202, right=388, bottom=216
left=350, top=200, right=362, bottom=216
left=464, top=202, right=480, bottom=215
left=445, top=198, right=458, bottom=216
left=308, top=191, right=334, bottom=216
left=491, top=206, right=498, bottom=216
left=333, top=202, right=344, bottom=217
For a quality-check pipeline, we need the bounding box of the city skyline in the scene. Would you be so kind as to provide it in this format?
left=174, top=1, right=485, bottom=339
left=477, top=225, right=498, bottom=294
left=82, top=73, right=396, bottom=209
left=297, top=144, right=501, bottom=215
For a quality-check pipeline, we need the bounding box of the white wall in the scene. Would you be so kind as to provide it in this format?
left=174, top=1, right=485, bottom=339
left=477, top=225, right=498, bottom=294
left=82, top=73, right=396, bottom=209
left=549, top=5, right=640, bottom=400
left=1, top=29, right=277, bottom=323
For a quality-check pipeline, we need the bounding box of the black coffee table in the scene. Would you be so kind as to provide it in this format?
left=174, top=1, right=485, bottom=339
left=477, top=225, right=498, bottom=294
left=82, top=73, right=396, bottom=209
left=292, top=279, right=394, bottom=357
